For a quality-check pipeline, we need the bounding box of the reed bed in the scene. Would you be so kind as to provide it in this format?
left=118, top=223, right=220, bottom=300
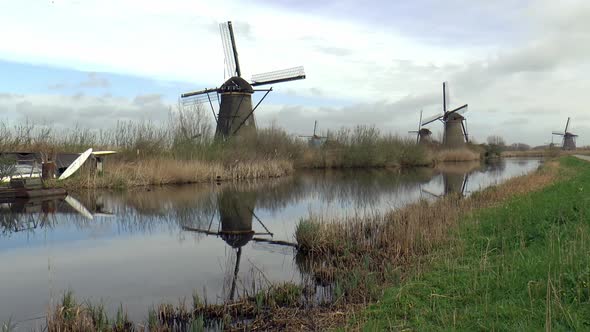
left=42, top=160, right=563, bottom=331
left=0, top=114, right=452, bottom=188
left=294, top=160, right=558, bottom=304
left=49, top=158, right=294, bottom=189
left=46, top=284, right=351, bottom=331
left=360, top=156, right=590, bottom=330
left=501, top=148, right=590, bottom=158
left=434, top=147, right=481, bottom=162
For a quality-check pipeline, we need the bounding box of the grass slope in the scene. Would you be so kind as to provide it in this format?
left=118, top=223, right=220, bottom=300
left=362, top=157, right=590, bottom=331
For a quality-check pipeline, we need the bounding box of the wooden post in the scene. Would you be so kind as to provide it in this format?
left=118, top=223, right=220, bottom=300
left=42, top=161, right=56, bottom=180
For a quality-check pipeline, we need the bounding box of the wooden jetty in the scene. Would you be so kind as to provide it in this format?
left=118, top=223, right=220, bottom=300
left=0, top=187, right=67, bottom=201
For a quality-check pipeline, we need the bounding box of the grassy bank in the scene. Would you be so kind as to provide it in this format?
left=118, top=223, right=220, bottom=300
left=502, top=148, right=590, bottom=158
left=46, top=158, right=294, bottom=189
left=38, top=157, right=560, bottom=331
left=360, top=156, right=590, bottom=330
left=0, top=114, right=484, bottom=188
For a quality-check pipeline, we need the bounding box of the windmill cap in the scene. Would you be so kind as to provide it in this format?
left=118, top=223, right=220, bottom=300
left=220, top=76, right=254, bottom=93
left=447, top=112, right=465, bottom=120
left=419, top=128, right=432, bottom=135
left=221, top=231, right=255, bottom=248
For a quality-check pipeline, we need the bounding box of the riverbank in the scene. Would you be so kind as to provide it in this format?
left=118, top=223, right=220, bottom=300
left=359, top=156, right=590, bottom=330
left=0, top=118, right=485, bottom=189
left=40, top=158, right=559, bottom=331
left=47, top=146, right=481, bottom=190
left=502, top=148, right=590, bottom=158
left=46, top=158, right=295, bottom=189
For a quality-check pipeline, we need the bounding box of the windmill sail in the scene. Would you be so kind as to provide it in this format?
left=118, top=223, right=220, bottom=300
left=181, top=87, right=219, bottom=98
left=447, top=104, right=468, bottom=116
left=443, top=81, right=450, bottom=113
left=565, top=117, right=571, bottom=133
left=421, top=112, right=444, bottom=126
left=181, top=91, right=219, bottom=106
left=220, top=21, right=241, bottom=77
left=251, top=66, right=306, bottom=86
left=552, top=131, right=565, bottom=136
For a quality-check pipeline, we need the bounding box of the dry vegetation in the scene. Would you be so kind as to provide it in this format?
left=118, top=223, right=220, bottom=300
left=296, top=160, right=558, bottom=273
left=434, top=147, right=481, bottom=162
left=43, top=159, right=562, bottom=331
left=0, top=107, right=485, bottom=188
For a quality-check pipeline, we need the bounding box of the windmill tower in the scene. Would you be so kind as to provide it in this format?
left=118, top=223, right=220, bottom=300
left=181, top=21, right=306, bottom=138
left=408, top=110, right=432, bottom=144
left=421, top=82, right=469, bottom=148
left=299, top=121, right=328, bottom=147
left=552, top=117, right=578, bottom=150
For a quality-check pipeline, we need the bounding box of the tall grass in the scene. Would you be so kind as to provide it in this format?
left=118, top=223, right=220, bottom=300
left=360, top=156, right=590, bottom=330
left=294, top=160, right=559, bottom=305
left=298, top=126, right=433, bottom=168
left=0, top=108, right=478, bottom=187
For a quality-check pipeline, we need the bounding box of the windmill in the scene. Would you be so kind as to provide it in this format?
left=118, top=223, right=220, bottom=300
left=421, top=82, right=469, bottom=148
left=408, top=110, right=432, bottom=144
left=299, top=121, right=328, bottom=147
left=181, top=21, right=306, bottom=138
left=552, top=117, right=578, bottom=150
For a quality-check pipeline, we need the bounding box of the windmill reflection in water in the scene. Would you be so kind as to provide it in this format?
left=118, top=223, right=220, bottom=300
left=182, top=187, right=296, bottom=301
left=421, top=161, right=483, bottom=198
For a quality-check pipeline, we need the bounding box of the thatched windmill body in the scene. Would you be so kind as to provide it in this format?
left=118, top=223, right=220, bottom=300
left=552, top=117, right=578, bottom=150
left=421, top=82, right=469, bottom=148
left=181, top=21, right=306, bottom=138
left=408, top=110, right=432, bottom=144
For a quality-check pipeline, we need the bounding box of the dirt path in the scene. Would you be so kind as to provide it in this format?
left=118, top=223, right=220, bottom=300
left=574, top=155, right=590, bottom=162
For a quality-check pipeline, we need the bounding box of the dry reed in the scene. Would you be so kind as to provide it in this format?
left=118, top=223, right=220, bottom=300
left=49, top=158, right=294, bottom=189
left=435, top=148, right=481, bottom=162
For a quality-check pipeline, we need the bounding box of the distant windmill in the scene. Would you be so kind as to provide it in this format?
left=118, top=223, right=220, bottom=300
left=181, top=21, right=306, bottom=138
left=552, top=117, right=578, bottom=150
left=408, top=110, right=432, bottom=144
left=299, top=121, right=328, bottom=147
left=421, top=82, right=469, bottom=148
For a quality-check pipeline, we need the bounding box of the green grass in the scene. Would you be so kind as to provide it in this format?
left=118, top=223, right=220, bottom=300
left=361, top=156, right=590, bottom=331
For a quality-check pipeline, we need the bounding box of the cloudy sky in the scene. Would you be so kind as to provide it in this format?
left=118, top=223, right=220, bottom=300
left=0, top=0, right=589, bottom=145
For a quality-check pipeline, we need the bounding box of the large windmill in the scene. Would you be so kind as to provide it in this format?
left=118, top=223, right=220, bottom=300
left=181, top=21, right=306, bottom=138
left=421, top=82, right=469, bottom=148
left=552, top=117, right=578, bottom=150
left=408, top=110, right=432, bottom=144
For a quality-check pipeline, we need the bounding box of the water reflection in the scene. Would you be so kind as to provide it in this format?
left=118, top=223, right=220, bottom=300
left=0, top=158, right=542, bottom=325
left=182, top=183, right=275, bottom=300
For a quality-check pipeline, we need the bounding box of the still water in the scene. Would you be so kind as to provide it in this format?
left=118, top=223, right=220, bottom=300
left=0, top=158, right=541, bottom=326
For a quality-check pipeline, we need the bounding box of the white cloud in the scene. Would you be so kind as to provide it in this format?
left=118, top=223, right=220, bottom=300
left=0, top=0, right=589, bottom=145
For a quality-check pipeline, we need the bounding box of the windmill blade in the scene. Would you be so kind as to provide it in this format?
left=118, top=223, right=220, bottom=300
left=447, top=104, right=468, bottom=116
left=181, top=87, right=219, bottom=99
left=461, top=174, right=469, bottom=196
left=416, top=110, right=423, bottom=143
left=421, top=187, right=441, bottom=198
left=552, top=131, right=565, bottom=136
left=461, top=119, right=469, bottom=143
left=181, top=91, right=219, bottom=107
left=220, top=21, right=241, bottom=77
left=313, top=120, right=318, bottom=136
left=565, top=117, right=571, bottom=133
left=421, top=112, right=444, bottom=126
left=443, top=81, right=450, bottom=113
left=250, top=66, right=306, bottom=86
